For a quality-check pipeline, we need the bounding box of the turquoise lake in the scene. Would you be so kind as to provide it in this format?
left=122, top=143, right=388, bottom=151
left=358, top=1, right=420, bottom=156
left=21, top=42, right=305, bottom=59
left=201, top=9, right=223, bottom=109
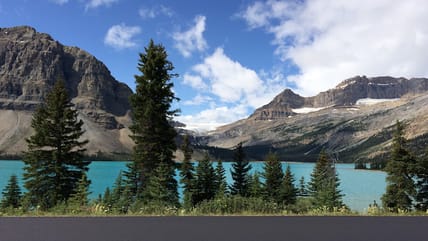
left=0, top=160, right=386, bottom=212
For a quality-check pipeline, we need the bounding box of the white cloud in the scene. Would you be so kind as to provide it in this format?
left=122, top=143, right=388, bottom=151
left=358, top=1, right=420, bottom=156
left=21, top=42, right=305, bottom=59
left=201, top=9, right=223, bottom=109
left=104, top=24, right=141, bottom=49
left=179, top=48, right=286, bottom=131
left=240, top=0, right=428, bottom=96
left=241, top=2, right=269, bottom=28
left=189, top=48, right=280, bottom=107
left=183, top=74, right=209, bottom=91
left=139, top=5, right=173, bottom=19
left=50, top=0, right=69, bottom=5
left=173, top=15, right=208, bottom=57
left=183, top=94, right=213, bottom=106
left=85, top=0, right=118, bottom=10
left=138, top=7, right=156, bottom=19
left=176, top=105, right=249, bottom=132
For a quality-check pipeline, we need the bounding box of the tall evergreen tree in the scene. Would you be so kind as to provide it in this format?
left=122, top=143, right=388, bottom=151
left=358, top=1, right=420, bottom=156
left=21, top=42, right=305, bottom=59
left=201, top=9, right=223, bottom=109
left=128, top=39, right=179, bottom=197
left=111, top=171, right=125, bottom=205
left=102, top=187, right=113, bottom=208
left=214, top=160, right=228, bottom=198
left=382, top=121, right=416, bottom=212
left=23, top=80, right=89, bottom=210
left=230, top=143, right=251, bottom=196
left=68, top=173, right=91, bottom=207
left=298, top=176, right=308, bottom=197
left=180, top=134, right=194, bottom=208
left=280, top=165, right=298, bottom=205
left=108, top=172, right=133, bottom=213
left=308, top=150, right=344, bottom=210
left=192, top=154, right=216, bottom=205
left=262, top=152, right=283, bottom=203
left=143, top=161, right=179, bottom=206
left=1, top=174, right=22, bottom=209
left=181, top=135, right=193, bottom=163
left=123, top=161, right=141, bottom=199
left=248, top=172, right=263, bottom=198
left=415, top=147, right=428, bottom=211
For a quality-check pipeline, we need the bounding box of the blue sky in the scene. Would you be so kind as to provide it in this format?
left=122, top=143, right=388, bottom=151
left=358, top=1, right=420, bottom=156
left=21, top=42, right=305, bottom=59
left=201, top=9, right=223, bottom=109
left=2, top=0, right=428, bottom=131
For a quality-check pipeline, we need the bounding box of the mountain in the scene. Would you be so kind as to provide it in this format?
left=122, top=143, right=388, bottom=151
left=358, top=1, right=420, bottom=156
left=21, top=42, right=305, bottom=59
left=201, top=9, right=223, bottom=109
left=2, top=26, right=428, bottom=163
left=0, top=26, right=134, bottom=158
left=203, top=76, right=428, bottom=163
left=251, top=76, right=428, bottom=120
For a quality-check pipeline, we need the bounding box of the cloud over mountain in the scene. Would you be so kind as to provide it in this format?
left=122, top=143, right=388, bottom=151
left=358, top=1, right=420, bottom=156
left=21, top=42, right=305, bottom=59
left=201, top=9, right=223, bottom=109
left=240, top=0, right=428, bottom=96
left=177, top=48, right=284, bottom=130
left=104, top=23, right=141, bottom=49
left=173, top=15, right=208, bottom=57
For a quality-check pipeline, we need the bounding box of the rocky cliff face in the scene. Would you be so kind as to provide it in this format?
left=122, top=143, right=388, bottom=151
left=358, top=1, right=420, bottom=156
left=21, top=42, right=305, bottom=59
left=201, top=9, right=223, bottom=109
left=250, top=76, right=428, bottom=120
left=0, top=26, right=134, bottom=156
left=250, top=89, right=304, bottom=120
left=307, top=76, right=428, bottom=107
left=205, top=76, right=428, bottom=163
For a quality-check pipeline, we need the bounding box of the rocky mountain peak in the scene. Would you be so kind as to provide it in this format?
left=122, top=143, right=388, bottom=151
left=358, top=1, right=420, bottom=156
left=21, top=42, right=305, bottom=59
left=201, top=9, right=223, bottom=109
left=250, top=89, right=305, bottom=120
left=1, top=26, right=44, bottom=41
left=0, top=25, right=132, bottom=116
left=205, top=75, right=428, bottom=163
left=0, top=26, right=134, bottom=157
left=250, top=76, right=428, bottom=120
left=270, top=89, right=305, bottom=107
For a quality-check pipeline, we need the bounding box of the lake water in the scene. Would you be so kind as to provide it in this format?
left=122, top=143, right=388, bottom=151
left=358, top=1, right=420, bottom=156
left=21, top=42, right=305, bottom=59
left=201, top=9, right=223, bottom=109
left=0, top=160, right=386, bottom=212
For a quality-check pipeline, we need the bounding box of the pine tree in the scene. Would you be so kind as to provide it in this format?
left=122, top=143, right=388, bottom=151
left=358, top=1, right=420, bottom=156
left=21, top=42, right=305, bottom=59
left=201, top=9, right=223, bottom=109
left=298, top=176, right=308, bottom=196
left=280, top=165, right=298, bottom=205
left=143, top=161, right=179, bottom=206
left=214, top=160, right=228, bottom=198
left=180, top=134, right=194, bottom=208
left=382, top=121, right=416, bottom=212
left=123, top=161, right=141, bottom=199
left=415, top=147, right=428, bottom=211
left=230, top=143, right=251, bottom=197
left=102, top=187, right=113, bottom=208
left=128, top=39, right=179, bottom=198
left=309, top=150, right=344, bottom=210
left=248, top=172, right=263, bottom=198
left=262, top=152, right=283, bottom=203
left=111, top=171, right=125, bottom=204
left=116, top=186, right=133, bottom=213
left=23, top=80, right=89, bottom=210
left=192, top=154, right=216, bottom=205
left=68, top=173, right=91, bottom=207
left=1, top=174, right=22, bottom=209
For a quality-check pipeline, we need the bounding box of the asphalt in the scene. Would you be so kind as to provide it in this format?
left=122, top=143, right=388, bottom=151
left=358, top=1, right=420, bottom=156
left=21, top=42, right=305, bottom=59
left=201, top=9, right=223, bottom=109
left=0, top=216, right=426, bottom=241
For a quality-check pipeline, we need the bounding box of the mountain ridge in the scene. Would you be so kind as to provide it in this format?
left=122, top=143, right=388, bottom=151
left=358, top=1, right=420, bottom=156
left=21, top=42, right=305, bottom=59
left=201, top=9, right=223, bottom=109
left=0, top=26, right=134, bottom=157
left=203, top=76, right=428, bottom=163
left=250, top=76, right=428, bottom=120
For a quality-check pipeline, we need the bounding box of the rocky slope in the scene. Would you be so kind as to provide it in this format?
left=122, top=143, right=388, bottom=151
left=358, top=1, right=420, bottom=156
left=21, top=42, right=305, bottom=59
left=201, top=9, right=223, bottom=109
left=0, top=26, right=134, bottom=157
left=250, top=76, right=428, bottom=120
left=204, top=76, right=428, bottom=163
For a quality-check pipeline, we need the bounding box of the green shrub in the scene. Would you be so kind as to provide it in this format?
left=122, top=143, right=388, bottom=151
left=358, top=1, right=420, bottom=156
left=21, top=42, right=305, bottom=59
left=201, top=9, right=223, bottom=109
left=189, top=196, right=281, bottom=215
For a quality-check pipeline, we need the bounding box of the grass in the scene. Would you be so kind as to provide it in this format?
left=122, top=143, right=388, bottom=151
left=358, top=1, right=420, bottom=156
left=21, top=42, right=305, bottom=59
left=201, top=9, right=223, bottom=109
left=1, top=197, right=427, bottom=217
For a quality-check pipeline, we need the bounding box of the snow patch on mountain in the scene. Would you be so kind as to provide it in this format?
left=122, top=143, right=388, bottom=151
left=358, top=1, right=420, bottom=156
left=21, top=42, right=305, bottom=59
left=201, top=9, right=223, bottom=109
left=292, top=107, right=326, bottom=114
left=356, top=98, right=399, bottom=105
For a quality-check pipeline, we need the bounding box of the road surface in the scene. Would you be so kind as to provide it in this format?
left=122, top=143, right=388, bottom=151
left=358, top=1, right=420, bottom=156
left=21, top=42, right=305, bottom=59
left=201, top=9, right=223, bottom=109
left=0, top=216, right=426, bottom=241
